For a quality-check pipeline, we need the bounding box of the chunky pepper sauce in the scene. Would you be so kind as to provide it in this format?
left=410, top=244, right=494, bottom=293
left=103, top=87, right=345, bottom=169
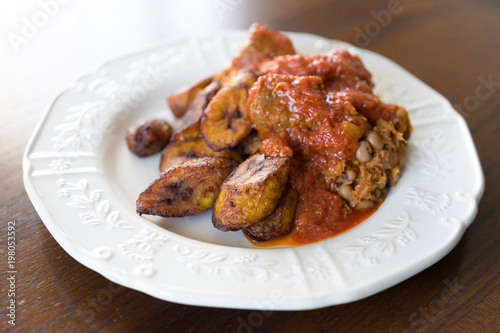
left=247, top=50, right=410, bottom=245
left=248, top=74, right=370, bottom=244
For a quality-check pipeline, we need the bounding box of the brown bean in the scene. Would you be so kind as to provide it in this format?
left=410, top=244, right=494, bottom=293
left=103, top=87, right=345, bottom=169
left=367, top=131, right=383, bottom=150
left=338, top=184, right=354, bottom=202
left=381, top=150, right=397, bottom=170
left=395, top=107, right=407, bottom=118
left=356, top=200, right=374, bottom=210
left=390, top=172, right=401, bottom=186
left=356, top=141, right=372, bottom=163
left=345, top=169, right=357, bottom=182
left=378, top=177, right=387, bottom=189
left=392, top=107, right=407, bottom=127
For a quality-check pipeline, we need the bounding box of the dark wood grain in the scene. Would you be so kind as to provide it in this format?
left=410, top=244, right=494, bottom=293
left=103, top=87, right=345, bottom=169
left=1, top=0, right=499, bottom=332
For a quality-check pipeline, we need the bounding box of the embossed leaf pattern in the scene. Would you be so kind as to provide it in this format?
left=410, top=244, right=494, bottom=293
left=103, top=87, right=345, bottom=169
left=188, top=251, right=228, bottom=263
left=49, top=158, right=71, bottom=170
left=358, top=236, right=377, bottom=244
left=308, top=265, right=331, bottom=279
left=118, top=228, right=170, bottom=261
left=342, top=245, right=365, bottom=255
left=87, top=76, right=131, bottom=100
left=50, top=47, right=190, bottom=176
left=409, top=129, right=454, bottom=182
left=52, top=101, right=106, bottom=152
left=231, top=261, right=277, bottom=282
left=396, top=228, right=417, bottom=245
left=173, top=245, right=278, bottom=281
left=78, top=212, right=100, bottom=225
left=373, top=240, right=395, bottom=255
left=125, top=47, right=189, bottom=87
left=67, top=195, right=92, bottom=209
left=372, top=220, right=406, bottom=238
left=341, top=211, right=416, bottom=267
left=56, top=178, right=134, bottom=231
left=97, top=200, right=111, bottom=217
left=372, top=71, right=414, bottom=105
left=89, top=189, right=102, bottom=202
left=290, top=258, right=332, bottom=280
left=406, top=187, right=451, bottom=213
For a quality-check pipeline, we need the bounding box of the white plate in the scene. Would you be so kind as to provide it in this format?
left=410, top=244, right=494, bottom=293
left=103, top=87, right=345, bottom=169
left=23, top=30, right=484, bottom=310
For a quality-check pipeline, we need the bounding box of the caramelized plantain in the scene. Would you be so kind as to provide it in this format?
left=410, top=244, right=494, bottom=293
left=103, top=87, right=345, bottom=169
left=167, top=77, right=212, bottom=118
left=212, top=153, right=291, bottom=231
left=137, top=157, right=238, bottom=217
left=159, top=155, right=196, bottom=172
left=125, top=119, right=172, bottom=157
left=170, top=80, right=221, bottom=142
left=236, top=130, right=262, bottom=159
left=217, top=68, right=257, bottom=89
left=159, top=138, right=241, bottom=172
left=243, top=187, right=298, bottom=241
left=201, top=85, right=253, bottom=152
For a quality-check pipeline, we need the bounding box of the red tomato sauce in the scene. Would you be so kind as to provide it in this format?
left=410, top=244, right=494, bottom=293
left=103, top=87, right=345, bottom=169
left=249, top=74, right=379, bottom=244
left=246, top=199, right=380, bottom=247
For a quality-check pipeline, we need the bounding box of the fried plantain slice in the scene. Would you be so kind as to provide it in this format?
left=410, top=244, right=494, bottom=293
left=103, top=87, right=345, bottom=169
left=137, top=157, right=238, bottom=217
left=125, top=119, right=172, bottom=157
left=243, top=187, right=298, bottom=241
left=217, top=68, right=257, bottom=89
left=212, top=153, right=291, bottom=231
left=159, top=137, right=241, bottom=172
left=236, top=130, right=262, bottom=159
left=167, top=77, right=212, bottom=118
left=201, top=85, right=253, bottom=152
left=159, top=155, right=196, bottom=172
left=170, top=80, right=221, bottom=142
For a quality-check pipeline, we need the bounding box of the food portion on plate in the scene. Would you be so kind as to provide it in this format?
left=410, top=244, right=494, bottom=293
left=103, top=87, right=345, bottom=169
left=127, top=23, right=412, bottom=245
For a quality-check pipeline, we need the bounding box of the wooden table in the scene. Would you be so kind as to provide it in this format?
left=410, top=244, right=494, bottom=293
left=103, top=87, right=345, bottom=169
left=1, top=0, right=499, bottom=332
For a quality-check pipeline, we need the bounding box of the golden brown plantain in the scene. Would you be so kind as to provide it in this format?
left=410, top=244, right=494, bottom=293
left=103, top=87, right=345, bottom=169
left=159, top=138, right=242, bottom=172
left=170, top=80, right=221, bottom=142
left=125, top=119, right=172, bottom=157
left=212, top=153, right=291, bottom=231
left=137, top=157, right=238, bottom=217
left=159, top=156, right=196, bottom=172
left=236, top=130, right=262, bottom=159
left=217, top=68, right=257, bottom=89
left=167, top=77, right=212, bottom=118
left=201, top=85, right=253, bottom=152
left=243, top=187, right=298, bottom=241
